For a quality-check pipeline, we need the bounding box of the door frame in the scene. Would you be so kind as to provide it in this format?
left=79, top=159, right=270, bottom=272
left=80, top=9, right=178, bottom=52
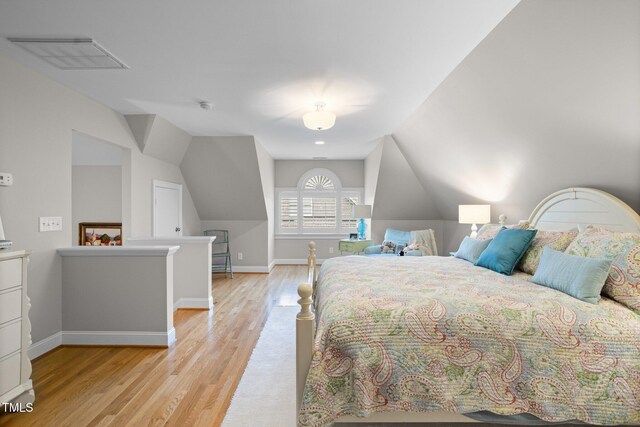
left=152, top=179, right=183, bottom=237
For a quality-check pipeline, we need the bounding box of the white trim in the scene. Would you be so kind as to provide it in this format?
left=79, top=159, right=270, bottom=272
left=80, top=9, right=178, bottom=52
left=152, top=179, right=183, bottom=237
left=275, top=234, right=347, bottom=240
left=273, top=258, right=326, bottom=265
left=268, top=261, right=276, bottom=272
left=127, top=236, right=215, bottom=245
left=173, top=297, right=213, bottom=311
left=231, top=265, right=270, bottom=273
left=61, top=329, right=176, bottom=346
left=57, top=245, right=180, bottom=257
left=29, top=332, right=63, bottom=360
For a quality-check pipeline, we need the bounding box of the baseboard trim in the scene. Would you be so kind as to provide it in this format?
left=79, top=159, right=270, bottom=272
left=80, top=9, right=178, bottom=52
left=268, top=261, right=275, bottom=272
left=273, top=258, right=326, bottom=265
left=232, top=266, right=270, bottom=273
left=173, top=297, right=213, bottom=311
left=62, top=329, right=176, bottom=347
left=29, top=332, right=63, bottom=360
left=28, top=328, right=176, bottom=359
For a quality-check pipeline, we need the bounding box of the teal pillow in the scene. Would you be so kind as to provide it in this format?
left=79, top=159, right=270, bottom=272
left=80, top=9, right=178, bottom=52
left=475, top=228, right=537, bottom=275
left=454, top=237, right=492, bottom=264
left=531, top=247, right=612, bottom=304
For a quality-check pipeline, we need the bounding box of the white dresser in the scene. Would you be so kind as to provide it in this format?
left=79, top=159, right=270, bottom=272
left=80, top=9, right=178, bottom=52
left=0, top=249, right=34, bottom=406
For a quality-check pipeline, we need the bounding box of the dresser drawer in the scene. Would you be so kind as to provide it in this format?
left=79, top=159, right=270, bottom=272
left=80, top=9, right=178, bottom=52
left=0, top=351, right=21, bottom=396
left=0, top=258, right=22, bottom=292
left=0, top=289, right=21, bottom=325
left=0, top=320, right=21, bottom=359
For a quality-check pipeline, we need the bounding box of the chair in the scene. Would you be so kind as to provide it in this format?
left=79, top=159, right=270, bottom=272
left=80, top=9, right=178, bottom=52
left=204, top=229, right=233, bottom=278
left=364, top=228, right=437, bottom=256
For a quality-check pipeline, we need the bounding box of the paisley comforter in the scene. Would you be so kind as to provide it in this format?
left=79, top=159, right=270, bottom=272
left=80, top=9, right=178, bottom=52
left=298, top=256, right=640, bottom=426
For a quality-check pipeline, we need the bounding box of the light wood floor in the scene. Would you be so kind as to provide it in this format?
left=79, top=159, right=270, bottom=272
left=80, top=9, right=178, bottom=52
left=0, top=266, right=305, bottom=427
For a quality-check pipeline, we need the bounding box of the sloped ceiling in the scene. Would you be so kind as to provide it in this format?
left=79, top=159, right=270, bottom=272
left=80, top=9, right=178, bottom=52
left=180, top=136, right=268, bottom=220
left=370, top=136, right=440, bottom=220
left=0, top=0, right=519, bottom=159
left=125, top=114, right=192, bottom=165
left=393, top=0, right=640, bottom=222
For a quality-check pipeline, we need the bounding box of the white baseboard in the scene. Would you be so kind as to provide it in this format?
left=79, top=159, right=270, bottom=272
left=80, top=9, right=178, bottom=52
left=273, top=258, right=325, bottom=265
left=232, top=265, right=270, bottom=273
left=173, top=297, right=213, bottom=311
left=28, top=328, right=176, bottom=359
left=62, top=329, right=176, bottom=347
left=268, top=261, right=275, bottom=272
left=29, top=332, right=63, bottom=360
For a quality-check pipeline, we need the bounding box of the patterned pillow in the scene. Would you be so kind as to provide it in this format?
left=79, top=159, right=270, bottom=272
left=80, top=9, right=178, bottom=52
left=565, top=227, right=640, bottom=313
left=476, top=221, right=530, bottom=241
left=517, top=230, right=578, bottom=275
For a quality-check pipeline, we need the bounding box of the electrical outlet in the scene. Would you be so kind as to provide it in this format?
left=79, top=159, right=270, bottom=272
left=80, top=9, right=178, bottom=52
left=329, top=247, right=334, bottom=254
left=0, top=172, right=13, bottom=186
left=237, top=252, right=243, bottom=260
left=39, top=216, right=63, bottom=232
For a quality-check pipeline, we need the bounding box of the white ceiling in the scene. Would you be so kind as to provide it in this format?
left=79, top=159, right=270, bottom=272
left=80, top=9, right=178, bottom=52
left=0, top=0, right=518, bottom=159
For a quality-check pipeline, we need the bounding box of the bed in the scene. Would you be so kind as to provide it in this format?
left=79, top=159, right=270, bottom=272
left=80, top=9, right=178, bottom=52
left=295, top=188, right=640, bottom=426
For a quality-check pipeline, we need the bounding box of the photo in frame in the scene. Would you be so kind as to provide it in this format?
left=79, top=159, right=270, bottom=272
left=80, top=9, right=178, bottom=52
left=79, top=222, right=122, bottom=246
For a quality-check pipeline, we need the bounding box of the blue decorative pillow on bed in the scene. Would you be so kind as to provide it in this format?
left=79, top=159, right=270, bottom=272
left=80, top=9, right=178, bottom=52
left=475, top=228, right=537, bottom=275
left=454, top=237, right=492, bottom=263
left=531, top=247, right=612, bottom=304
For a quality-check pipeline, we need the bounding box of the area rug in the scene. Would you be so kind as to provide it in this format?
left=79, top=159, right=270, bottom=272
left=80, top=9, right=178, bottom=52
left=222, top=306, right=584, bottom=427
left=221, top=305, right=298, bottom=427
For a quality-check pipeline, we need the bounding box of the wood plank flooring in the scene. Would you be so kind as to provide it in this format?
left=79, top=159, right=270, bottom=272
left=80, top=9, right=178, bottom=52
left=0, top=266, right=305, bottom=427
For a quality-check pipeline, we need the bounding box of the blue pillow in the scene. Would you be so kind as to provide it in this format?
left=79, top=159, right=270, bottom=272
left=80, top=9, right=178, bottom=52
left=531, top=247, right=612, bottom=304
left=454, top=237, right=492, bottom=264
left=475, top=228, right=537, bottom=275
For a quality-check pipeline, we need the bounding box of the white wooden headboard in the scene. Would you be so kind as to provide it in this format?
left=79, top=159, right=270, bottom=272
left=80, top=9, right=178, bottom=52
left=527, top=187, right=640, bottom=232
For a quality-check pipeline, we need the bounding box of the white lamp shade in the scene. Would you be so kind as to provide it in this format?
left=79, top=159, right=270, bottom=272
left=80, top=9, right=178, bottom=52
left=459, top=204, right=491, bottom=224
left=353, top=204, right=372, bottom=219
left=303, top=110, right=336, bottom=130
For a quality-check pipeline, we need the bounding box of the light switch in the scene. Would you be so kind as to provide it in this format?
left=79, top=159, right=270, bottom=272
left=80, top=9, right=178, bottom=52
left=39, top=216, right=63, bottom=232
left=0, top=172, right=13, bottom=186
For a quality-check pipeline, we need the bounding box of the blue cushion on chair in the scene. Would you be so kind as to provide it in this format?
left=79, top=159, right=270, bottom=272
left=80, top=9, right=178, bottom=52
left=475, top=228, right=537, bottom=275
left=531, top=247, right=612, bottom=304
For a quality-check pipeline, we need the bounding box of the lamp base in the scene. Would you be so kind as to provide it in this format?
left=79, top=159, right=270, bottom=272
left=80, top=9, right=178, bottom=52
left=470, top=223, right=478, bottom=239
left=357, top=218, right=367, bottom=240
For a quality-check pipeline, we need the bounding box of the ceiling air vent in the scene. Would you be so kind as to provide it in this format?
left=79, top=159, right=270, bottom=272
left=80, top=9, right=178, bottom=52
left=7, top=38, right=128, bottom=70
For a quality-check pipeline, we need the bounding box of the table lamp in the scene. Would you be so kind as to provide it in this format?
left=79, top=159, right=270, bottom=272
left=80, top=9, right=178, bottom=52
left=353, top=205, right=372, bottom=240
left=459, top=205, right=491, bottom=239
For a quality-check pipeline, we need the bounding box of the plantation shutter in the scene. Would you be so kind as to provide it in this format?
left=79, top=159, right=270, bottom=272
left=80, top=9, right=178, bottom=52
left=279, top=192, right=298, bottom=231
left=302, top=197, right=336, bottom=229
left=341, top=193, right=359, bottom=230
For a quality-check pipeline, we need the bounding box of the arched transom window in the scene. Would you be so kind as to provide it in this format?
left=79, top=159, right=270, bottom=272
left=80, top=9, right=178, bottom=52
left=277, top=168, right=363, bottom=235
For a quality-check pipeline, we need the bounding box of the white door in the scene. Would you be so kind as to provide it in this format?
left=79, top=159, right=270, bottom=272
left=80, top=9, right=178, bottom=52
left=153, top=180, right=182, bottom=237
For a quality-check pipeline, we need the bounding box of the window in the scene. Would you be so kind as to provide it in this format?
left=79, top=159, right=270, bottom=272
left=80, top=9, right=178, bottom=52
left=276, top=168, right=363, bottom=235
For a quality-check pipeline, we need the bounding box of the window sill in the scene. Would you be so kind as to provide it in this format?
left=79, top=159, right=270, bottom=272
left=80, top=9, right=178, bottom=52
left=275, top=234, right=349, bottom=240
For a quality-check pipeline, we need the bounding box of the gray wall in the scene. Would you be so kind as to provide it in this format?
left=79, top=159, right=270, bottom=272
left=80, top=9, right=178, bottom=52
left=201, top=220, right=268, bottom=268
left=0, top=53, right=200, bottom=343
left=72, top=166, right=122, bottom=245
left=275, top=160, right=364, bottom=188
left=393, top=0, right=640, bottom=222
left=255, top=140, right=275, bottom=265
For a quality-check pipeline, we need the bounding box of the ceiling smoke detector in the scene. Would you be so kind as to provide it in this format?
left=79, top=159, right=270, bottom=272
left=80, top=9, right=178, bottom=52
left=199, top=101, right=213, bottom=110
left=7, top=38, right=128, bottom=70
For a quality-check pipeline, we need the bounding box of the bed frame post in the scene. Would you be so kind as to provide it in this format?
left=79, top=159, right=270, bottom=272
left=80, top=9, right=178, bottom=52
left=297, top=241, right=316, bottom=418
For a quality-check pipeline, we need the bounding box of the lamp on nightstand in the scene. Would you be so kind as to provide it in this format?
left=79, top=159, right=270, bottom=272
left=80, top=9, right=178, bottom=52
left=353, top=205, right=372, bottom=240
left=459, top=205, right=491, bottom=239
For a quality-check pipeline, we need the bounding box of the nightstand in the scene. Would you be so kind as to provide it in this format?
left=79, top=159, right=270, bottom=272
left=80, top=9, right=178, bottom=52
left=338, top=239, right=373, bottom=255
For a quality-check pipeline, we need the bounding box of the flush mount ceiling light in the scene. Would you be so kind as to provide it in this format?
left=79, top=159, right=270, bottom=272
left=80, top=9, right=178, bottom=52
left=7, top=38, right=128, bottom=70
left=314, top=140, right=325, bottom=145
left=303, top=102, right=336, bottom=131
